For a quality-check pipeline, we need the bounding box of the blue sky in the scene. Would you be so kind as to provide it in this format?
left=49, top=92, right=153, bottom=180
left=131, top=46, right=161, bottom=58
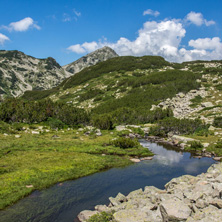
left=0, top=0, right=221, bottom=65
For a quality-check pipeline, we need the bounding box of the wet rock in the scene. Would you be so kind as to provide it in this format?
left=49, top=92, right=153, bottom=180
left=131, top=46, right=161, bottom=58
left=77, top=210, right=98, bottom=222
left=140, top=156, right=153, bottom=161
left=130, top=158, right=141, bottom=163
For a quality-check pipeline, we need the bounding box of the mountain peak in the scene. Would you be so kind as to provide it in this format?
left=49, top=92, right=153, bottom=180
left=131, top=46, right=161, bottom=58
left=63, top=46, right=119, bottom=74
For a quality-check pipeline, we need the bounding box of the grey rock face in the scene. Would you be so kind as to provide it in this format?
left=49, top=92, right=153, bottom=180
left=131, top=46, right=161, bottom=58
left=0, top=50, right=71, bottom=97
left=63, top=46, right=118, bottom=75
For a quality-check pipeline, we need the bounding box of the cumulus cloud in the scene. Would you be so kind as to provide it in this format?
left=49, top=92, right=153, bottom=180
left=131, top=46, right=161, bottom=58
left=0, top=33, right=9, bottom=45
left=3, top=17, right=40, bottom=32
left=189, top=37, right=222, bottom=50
left=143, top=9, right=160, bottom=17
left=67, top=44, right=86, bottom=53
left=67, top=12, right=221, bottom=62
left=185, top=11, right=215, bottom=26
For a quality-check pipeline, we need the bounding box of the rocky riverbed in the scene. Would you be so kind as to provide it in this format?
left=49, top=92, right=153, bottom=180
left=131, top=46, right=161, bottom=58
left=78, top=162, right=222, bottom=222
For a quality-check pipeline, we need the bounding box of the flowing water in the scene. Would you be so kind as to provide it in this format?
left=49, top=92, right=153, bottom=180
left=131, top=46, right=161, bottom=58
left=0, top=140, right=216, bottom=222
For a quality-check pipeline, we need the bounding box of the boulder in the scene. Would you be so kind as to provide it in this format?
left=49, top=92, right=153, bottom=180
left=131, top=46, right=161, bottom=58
left=171, top=135, right=196, bottom=143
left=109, top=193, right=127, bottom=206
left=160, top=198, right=191, bottom=221
left=130, top=158, right=141, bottom=163
left=77, top=210, right=98, bottom=222
left=201, top=102, right=214, bottom=107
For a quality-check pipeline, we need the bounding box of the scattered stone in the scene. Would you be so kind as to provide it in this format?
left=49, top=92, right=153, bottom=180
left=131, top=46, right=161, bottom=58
left=52, top=135, right=60, bottom=139
left=178, top=92, right=185, bottom=98
left=140, top=157, right=153, bottom=161
left=31, top=131, right=39, bottom=134
left=130, top=158, right=141, bottom=163
left=116, top=125, right=127, bottom=131
left=209, top=125, right=216, bottom=131
left=15, top=135, right=21, bottom=138
left=213, top=157, right=222, bottom=161
left=203, top=143, right=209, bottom=148
left=26, top=185, right=33, bottom=188
left=201, top=102, right=214, bottom=107
left=3, top=133, right=8, bottom=136
left=96, top=131, right=102, bottom=136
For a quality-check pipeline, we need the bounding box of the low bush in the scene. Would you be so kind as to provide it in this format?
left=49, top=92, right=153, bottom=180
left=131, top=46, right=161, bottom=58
left=149, top=117, right=206, bottom=137
left=46, top=117, right=65, bottom=129
left=0, top=121, right=10, bottom=133
left=91, top=114, right=114, bottom=130
left=111, top=137, right=140, bottom=149
left=215, top=139, right=222, bottom=148
left=87, top=211, right=114, bottom=222
left=213, top=116, right=222, bottom=128
left=189, top=141, right=203, bottom=149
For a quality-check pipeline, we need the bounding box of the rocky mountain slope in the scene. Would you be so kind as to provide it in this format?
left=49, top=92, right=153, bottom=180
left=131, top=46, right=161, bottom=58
left=0, top=50, right=71, bottom=97
left=63, top=46, right=119, bottom=74
left=0, top=46, right=118, bottom=98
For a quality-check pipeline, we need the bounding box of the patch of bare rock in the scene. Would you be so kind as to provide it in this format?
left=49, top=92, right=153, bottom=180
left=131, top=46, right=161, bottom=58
left=78, top=162, right=222, bottom=222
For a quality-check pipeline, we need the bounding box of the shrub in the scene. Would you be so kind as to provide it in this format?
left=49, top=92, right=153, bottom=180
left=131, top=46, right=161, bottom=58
left=11, top=123, right=24, bottom=131
left=46, top=117, right=65, bottom=129
left=91, top=114, right=114, bottom=130
left=111, top=137, right=140, bottom=149
left=149, top=117, right=206, bottom=137
left=87, top=211, right=114, bottom=222
left=0, top=121, right=10, bottom=133
left=213, top=116, right=222, bottom=128
left=215, top=139, right=222, bottom=148
left=189, top=141, right=203, bottom=149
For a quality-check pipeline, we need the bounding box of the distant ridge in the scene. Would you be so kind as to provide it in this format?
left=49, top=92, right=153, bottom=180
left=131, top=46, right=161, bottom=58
left=0, top=47, right=119, bottom=97
left=63, top=46, right=119, bottom=75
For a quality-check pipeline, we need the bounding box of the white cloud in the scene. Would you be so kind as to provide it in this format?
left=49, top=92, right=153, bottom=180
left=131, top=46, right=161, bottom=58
left=189, top=37, right=222, bottom=50
left=67, top=44, right=86, bottom=53
left=73, top=9, right=81, bottom=17
left=185, top=11, right=215, bottom=26
left=67, top=12, right=221, bottom=62
left=3, top=17, right=40, bottom=32
left=143, top=9, right=160, bottom=17
left=0, top=33, right=9, bottom=45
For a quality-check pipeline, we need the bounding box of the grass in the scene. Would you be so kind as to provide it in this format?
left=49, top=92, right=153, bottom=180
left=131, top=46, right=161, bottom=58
left=0, top=129, right=153, bottom=210
left=184, top=134, right=222, bottom=156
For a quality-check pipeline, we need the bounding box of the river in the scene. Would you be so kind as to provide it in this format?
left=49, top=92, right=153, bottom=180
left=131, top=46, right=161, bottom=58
left=0, top=140, right=216, bottom=222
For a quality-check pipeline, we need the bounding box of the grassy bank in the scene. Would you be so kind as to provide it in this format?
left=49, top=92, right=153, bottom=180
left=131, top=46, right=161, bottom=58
left=0, top=128, right=153, bottom=210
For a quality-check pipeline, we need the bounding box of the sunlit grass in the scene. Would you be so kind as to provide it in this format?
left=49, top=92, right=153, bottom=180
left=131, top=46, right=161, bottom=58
left=0, top=129, right=152, bottom=209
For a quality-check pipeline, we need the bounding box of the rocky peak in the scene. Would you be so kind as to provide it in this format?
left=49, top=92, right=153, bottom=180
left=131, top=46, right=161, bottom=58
left=0, top=50, right=70, bottom=97
left=63, top=46, right=119, bottom=74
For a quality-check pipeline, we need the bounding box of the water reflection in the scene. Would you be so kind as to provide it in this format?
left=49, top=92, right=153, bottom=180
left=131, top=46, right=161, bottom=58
left=0, top=140, right=216, bottom=222
left=140, top=141, right=183, bottom=165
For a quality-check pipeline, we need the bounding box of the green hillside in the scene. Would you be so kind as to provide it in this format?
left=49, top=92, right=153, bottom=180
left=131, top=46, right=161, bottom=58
left=21, top=55, right=203, bottom=125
